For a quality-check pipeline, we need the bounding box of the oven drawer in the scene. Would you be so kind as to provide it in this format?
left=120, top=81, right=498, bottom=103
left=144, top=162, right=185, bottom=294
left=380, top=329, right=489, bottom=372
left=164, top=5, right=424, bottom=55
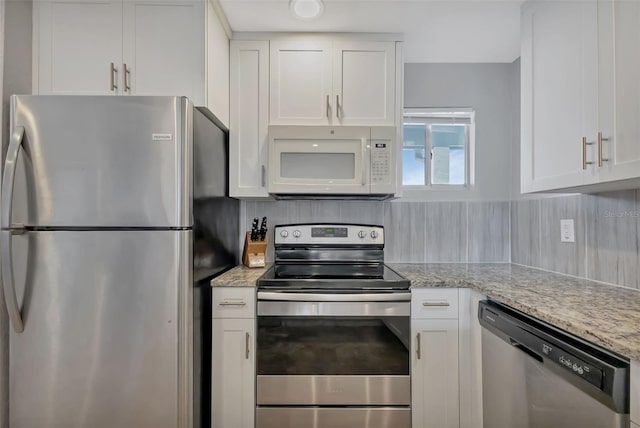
left=212, top=288, right=256, bottom=318
left=257, top=375, right=410, bottom=406
left=411, top=288, right=459, bottom=319
left=256, top=407, right=411, bottom=428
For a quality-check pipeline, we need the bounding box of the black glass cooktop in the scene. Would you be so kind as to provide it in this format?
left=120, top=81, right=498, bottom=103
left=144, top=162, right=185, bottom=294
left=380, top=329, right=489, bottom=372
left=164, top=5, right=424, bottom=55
left=257, top=264, right=410, bottom=291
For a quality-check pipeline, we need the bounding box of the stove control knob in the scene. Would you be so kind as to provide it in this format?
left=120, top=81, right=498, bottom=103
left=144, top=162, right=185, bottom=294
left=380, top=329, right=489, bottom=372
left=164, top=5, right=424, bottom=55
left=293, top=230, right=302, bottom=238
left=280, top=230, right=289, bottom=238
left=370, top=230, right=379, bottom=239
left=358, top=230, right=367, bottom=239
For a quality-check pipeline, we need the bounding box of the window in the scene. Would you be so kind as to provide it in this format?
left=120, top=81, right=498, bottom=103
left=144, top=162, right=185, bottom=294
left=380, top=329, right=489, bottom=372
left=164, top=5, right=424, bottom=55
left=402, top=108, right=475, bottom=187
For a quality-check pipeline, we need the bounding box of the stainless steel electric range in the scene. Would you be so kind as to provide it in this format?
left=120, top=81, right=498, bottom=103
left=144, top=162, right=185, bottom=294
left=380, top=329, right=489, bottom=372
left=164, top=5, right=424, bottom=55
left=256, top=224, right=411, bottom=428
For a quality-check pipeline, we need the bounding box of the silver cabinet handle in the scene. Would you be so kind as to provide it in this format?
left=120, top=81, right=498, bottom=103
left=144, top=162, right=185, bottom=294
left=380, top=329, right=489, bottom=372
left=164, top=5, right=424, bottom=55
left=422, top=301, right=450, bottom=307
left=123, top=63, right=131, bottom=93
left=361, top=138, right=367, bottom=185
left=110, top=62, right=118, bottom=91
left=1, top=126, right=25, bottom=333
left=416, top=333, right=421, bottom=360
left=582, top=137, right=595, bottom=170
left=598, top=132, right=610, bottom=167
left=245, top=332, right=250, bottom=359
left=326, top=95, right=330, bottom=118
left=218, top=301, right=246, bottom=307
left=261, top=165, right=266, bottom=187
left=336, top=94, right=341, bottom=119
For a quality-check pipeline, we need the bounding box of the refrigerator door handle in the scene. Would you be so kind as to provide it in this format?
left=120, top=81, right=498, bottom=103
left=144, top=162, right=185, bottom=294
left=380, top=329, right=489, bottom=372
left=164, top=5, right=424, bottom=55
left=1, top=126, right=26, bottom=333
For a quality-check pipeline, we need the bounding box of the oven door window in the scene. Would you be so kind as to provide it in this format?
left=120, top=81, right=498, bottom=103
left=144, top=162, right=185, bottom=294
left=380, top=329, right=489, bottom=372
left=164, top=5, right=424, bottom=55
left=257, top=316, right=409, bottom=375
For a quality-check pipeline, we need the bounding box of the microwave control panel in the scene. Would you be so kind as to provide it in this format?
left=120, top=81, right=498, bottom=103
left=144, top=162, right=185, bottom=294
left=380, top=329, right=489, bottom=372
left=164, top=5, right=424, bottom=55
left=371, top=142, right=391, bottom=183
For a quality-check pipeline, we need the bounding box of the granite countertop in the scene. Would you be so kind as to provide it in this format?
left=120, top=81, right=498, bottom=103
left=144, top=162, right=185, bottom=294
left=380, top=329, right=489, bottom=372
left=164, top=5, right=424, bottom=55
left=390, top=263, right=640, bottom=361
left=212, top=262, right=640, bottom=360
left=210, top=264, right=270, bottom=287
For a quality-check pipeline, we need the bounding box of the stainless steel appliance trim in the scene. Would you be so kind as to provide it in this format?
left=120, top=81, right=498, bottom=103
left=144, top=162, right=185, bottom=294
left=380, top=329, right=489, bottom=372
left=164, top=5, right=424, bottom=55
left=1, top=126, right=26, bottom=333
left=256, top=406, right=411, bottom=428
left=257, top=300, right=409, bottom=317
left=256, top=375, right=411, bottom=406
left=257, top=291, right=411, bottom=302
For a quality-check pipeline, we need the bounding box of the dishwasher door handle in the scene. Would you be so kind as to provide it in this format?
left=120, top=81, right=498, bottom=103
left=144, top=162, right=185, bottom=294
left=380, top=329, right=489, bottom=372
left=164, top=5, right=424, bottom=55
left=509, top=339, right=543, bottom=363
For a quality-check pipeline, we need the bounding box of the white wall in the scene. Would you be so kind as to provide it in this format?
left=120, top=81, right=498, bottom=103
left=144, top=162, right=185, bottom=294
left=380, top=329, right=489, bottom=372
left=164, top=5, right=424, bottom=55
left=207, top=0, right=230, bottom=127
left=402, top=63, right=515, bottom=201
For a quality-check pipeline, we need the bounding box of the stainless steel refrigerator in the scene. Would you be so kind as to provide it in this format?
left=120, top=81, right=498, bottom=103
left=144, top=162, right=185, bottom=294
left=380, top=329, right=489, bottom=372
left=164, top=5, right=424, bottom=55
left=2, top=95, right=239, bottom=428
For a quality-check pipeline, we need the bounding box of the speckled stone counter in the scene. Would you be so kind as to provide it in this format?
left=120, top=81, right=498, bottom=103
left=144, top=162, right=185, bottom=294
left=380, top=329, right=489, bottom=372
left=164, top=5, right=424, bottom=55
left=210, top=264, right=269, bottom=287
left=390, top=263, right=640, bottom=360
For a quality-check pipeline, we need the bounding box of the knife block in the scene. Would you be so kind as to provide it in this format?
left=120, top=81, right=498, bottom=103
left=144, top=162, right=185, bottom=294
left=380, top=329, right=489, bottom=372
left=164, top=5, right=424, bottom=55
left=242, top=232, right=267, bottom=268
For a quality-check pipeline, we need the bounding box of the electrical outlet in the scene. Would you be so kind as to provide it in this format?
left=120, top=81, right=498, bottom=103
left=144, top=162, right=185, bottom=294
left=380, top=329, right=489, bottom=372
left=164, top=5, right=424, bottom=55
left=560, top=219, right=575, bottom=243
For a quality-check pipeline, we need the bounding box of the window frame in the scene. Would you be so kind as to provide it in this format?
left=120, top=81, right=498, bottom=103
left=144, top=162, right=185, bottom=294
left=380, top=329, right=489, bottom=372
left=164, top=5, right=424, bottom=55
left=402, top=108, right=475, bottom=189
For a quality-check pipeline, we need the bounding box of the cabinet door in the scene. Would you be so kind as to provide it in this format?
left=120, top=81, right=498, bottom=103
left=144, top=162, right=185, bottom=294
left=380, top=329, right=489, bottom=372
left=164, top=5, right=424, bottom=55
left=597, top=0, right=640, bottom=183
left=412, top=319, right=460, bottom=428
left=333, top=41, right=395, bottom=125
left=122, top=0, right=205, bottom=105
left=35, top=0, right=122, bottom=95
left=212, top=318, right=255, bottom=428
left=230, top=41, right=270, bottom=198
left=270, top=39, right=333, bottom=125
left=632, top=360, right=640, bottom=426
left=520, top=1, right=599, bottom=193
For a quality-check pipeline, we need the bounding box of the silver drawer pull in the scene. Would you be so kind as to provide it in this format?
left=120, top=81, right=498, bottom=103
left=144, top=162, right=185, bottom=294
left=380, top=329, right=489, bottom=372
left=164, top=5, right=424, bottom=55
left=219, top=301, right=247, bottom=307
left=422, top=301, right=450, bottom=307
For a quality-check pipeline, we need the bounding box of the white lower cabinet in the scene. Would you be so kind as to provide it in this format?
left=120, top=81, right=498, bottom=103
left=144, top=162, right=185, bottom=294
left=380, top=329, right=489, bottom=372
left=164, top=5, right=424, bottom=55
left=212, top=288, right=256, bottom=428
left=412, top=318, right=460, bottom=428
left=411, top=288, right=484, bottom=428
left=632, top=360, right=640, bottom=427
left=411, top=288, right=460, bottom=428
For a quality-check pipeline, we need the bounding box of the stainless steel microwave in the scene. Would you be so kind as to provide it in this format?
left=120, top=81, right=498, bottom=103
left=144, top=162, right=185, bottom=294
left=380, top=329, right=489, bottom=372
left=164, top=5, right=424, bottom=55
left=267, top=126, right=397, bottom=199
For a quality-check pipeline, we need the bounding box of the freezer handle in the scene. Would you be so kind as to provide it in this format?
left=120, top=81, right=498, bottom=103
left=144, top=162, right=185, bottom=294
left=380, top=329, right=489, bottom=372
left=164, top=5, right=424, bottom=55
left=1, top=126, right=25, bottom=333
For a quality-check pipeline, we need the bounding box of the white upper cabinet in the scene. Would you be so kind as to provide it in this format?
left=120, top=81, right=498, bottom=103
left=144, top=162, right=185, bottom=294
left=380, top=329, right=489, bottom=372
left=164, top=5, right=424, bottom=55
left=270, top=37, right=396, bottom=126
left=270, top=39, right=333, bottom=125
left=34, top=0, right=206, bottom=105
left=521, top=0, right=640, bottom=193
left=122, top=1, right=205, bottom=104
left=597, top=0, right=640, bottom=183
left=521, top=1, right=599, bottom=193
left=229, top=40, right=270, bottom=198
left=35, top=0, right=123, bottom=95
left=333, top=41, right=396, bottom=125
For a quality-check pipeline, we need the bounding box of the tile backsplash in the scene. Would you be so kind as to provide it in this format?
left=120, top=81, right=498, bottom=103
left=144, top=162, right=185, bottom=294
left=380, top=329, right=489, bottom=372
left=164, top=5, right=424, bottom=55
left=240, top=200, right=510, bottom=263
left=240, top=190, right=640, bottom=289
left=511, top=190, right=640, bottom=289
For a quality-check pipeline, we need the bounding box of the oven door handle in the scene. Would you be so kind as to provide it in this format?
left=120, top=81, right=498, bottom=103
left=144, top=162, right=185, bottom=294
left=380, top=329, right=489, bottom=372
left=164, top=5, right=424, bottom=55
left=257, top=292, right=411, bottom=302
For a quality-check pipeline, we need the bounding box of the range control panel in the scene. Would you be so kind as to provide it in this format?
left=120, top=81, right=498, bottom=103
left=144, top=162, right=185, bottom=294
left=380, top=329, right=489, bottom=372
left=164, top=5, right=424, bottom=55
left=274, top=224, right=384, bottom=246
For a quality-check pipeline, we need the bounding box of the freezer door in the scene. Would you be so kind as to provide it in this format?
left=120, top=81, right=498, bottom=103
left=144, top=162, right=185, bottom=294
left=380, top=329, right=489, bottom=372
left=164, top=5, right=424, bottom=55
left=8, top=230, right=192, bottom=428
left=8, top=95, right=192, bottom=227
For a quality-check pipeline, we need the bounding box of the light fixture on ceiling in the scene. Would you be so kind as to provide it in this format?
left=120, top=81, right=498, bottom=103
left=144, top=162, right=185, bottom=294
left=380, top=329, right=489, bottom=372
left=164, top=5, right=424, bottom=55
left=289, top=0, right=324, bottom=20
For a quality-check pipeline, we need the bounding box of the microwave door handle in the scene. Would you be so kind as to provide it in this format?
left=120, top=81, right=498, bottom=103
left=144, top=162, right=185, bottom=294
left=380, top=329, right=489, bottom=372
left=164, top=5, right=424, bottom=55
left=361, top=138, right=367, bottom=185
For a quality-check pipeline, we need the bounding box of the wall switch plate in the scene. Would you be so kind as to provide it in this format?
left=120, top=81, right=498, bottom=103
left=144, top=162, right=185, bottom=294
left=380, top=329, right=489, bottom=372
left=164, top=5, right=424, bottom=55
left=560, top=219, right=575, bottom=243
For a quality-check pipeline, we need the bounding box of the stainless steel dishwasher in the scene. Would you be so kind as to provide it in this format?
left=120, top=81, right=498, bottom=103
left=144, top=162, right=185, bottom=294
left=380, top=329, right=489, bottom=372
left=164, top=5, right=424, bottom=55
left=478, top=300, right=630, bottom=428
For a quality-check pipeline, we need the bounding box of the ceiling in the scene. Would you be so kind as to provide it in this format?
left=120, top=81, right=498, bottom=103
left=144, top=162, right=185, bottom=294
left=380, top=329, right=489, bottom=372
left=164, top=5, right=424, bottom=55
left=218, top=0, right=523, bottom=63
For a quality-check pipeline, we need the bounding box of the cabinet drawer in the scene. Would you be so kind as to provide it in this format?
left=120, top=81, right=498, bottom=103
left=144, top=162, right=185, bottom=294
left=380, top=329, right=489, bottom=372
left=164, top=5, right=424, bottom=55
left=212, top=288, right=256, bottom=319
left=411, top=289, right=459, bottom=319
